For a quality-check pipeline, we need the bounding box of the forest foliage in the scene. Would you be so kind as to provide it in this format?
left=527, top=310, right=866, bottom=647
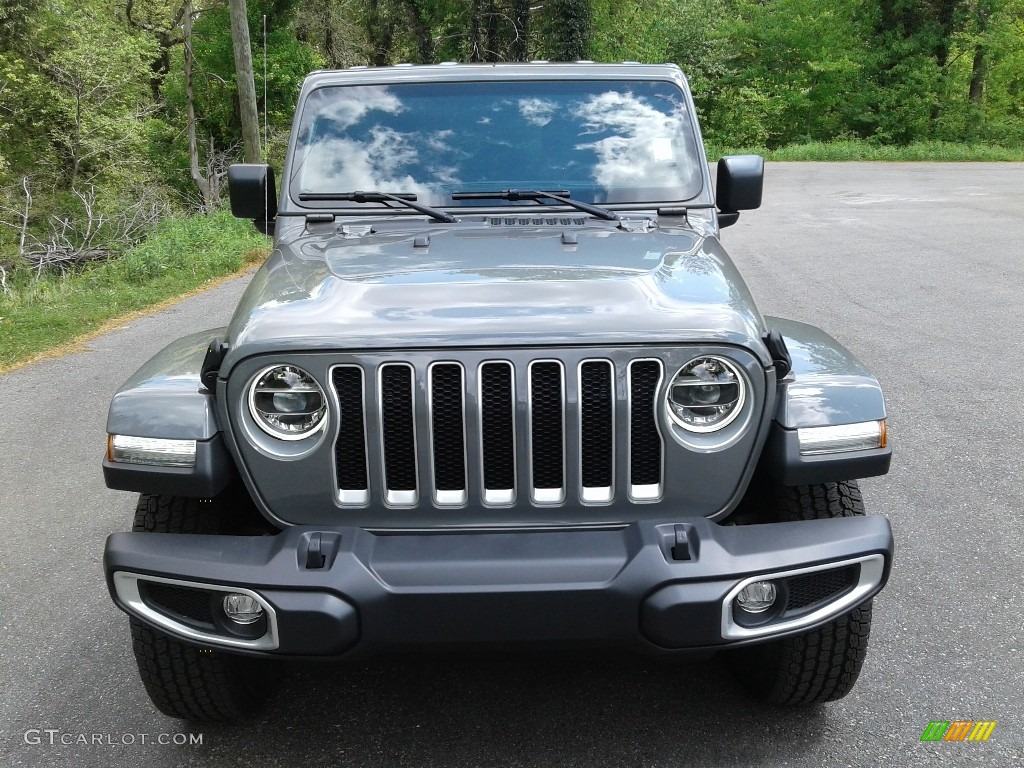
left=1, top=0, right=1022, bottom=275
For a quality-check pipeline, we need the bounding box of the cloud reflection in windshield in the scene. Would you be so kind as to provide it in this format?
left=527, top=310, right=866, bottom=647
left=573, top=91, right=694, bottom=191
left=291, top=80, right=702, bottom=204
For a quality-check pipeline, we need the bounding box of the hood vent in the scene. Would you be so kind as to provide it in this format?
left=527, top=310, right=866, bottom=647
left=489, top=216, right=586, bottom=227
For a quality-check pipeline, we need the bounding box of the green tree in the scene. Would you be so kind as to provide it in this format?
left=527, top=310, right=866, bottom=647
left=709, top=0, right=873, bottom=147
left=544, top=0, right=592, bottom=60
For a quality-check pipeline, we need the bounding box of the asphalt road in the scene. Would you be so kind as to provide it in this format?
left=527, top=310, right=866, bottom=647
left=2, top=163, right=1022, bottom=767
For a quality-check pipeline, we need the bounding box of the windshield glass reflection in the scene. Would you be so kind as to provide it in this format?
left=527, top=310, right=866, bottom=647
left=290, top=80, right=703, bottom=207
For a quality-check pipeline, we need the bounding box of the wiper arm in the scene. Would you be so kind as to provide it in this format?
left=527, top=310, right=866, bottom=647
left=451, top=189, right=621, bottom=222
left=298, top=191, right=459, bottom=224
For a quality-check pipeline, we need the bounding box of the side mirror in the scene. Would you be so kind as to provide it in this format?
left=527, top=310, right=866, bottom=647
left=228, top=164, right=277, bottom=234
left=716, top=155, right=764, bottom=228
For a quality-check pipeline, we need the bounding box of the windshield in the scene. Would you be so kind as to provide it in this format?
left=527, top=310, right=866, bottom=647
left=289, top=79, right=704, bottom=209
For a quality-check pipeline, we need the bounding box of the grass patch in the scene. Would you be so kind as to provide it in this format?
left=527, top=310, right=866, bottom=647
left=0, top=211, right=269, bottom=371
left=708, top=140, right=1024, bottom=162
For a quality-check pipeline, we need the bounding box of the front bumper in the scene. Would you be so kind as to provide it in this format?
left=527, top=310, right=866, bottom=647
left=104, top=515, right=893, bottom=657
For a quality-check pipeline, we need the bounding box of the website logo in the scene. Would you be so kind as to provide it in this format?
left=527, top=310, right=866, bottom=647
left=920, top=721, right=997, bottom=742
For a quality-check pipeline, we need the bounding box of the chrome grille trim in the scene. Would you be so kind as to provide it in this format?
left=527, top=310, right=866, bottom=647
left=331, top=364, right=370, bottom=505
left=578, top=359, right=615, bottom=504
left=527, top=360, right=566, bottom=505
left=332, top=354, right=666, bottom=509
left=627, top=359, right=665, bottom=502
left=427, top=362, right=468, bottom=506
left=378, top=362, right=418, bottom=507
left=478, top=361, right=516, bottom=506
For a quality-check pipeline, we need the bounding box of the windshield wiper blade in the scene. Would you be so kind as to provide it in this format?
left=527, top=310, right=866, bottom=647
left=451, top=189, right=621, bottom=222
left=298, top=191, right=458, bottom=224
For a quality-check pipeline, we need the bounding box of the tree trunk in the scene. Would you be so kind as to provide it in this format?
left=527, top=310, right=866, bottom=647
left=969, top=3, right=991, bottom=106
left=968, top=45, right=987, bottom=105
left=366, top=0, right=396, bottom=66
left=549, top=0, right=590, bottom=61
left=470, top=0, right=483, bottom=61
left=184, top=1, right=213, bottom=208
left=483, top=0, right=499, bottom=61
left=229, top=0, right=262, bottom=163
left=511, top=0, right=530, bottom=61
left=402, top=0, right=435, bottom=63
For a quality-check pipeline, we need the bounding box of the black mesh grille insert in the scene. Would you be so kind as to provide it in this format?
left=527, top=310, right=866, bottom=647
left=629, top=360, right=663, bottom=486
left=140, top=582, right=214, bottom=626
left=332, top=366, right=368, bottom=491
left=530, top=362, right=564, bottom=490
left=580, top=361, right=614, bottom=488
left=430, top=364, right=466, bottom=492
left=380, top=364, right=417, bottom=492
left=480, top=362, right=515, bottom=491
left=785, top=565, right=860, bottom=611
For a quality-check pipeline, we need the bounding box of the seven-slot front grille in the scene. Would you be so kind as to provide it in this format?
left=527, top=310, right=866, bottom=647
left=331, top=357, right=664, bottom=508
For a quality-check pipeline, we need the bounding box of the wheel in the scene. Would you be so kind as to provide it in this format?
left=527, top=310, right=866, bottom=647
left=729, top=480, right=874, bottom=705
left=127, top=493, right=282, bottom=723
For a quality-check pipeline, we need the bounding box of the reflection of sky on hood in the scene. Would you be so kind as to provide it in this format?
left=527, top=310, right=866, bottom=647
left=291, top=80, right=702, bottom=205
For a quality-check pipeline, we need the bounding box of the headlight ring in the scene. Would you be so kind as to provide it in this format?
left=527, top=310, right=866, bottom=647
left=247, top=365, right=328, bottom=441
left=665, top=356, right=746, bottom=433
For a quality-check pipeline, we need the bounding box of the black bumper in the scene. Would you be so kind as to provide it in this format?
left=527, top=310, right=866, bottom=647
left=104, top=515, right=893, bottom=657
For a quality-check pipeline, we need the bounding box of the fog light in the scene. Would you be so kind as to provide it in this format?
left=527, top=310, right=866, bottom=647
left=736, top=581, right=777, bottom=614
left=222, top=593, right=264, bottom=625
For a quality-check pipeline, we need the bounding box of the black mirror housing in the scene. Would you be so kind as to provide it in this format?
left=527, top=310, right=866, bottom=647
left=228, top=164, right=278, bottom=223
left=716, top=155, right=764, bottom=223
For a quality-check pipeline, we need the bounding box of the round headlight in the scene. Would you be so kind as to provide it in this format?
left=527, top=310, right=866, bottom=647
left=666, top=356, right=746, bottom=432
left=248, top=365, right=328, bottom=440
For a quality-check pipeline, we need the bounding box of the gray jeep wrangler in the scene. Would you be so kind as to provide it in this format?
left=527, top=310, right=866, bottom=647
left=102, top=63, right=893, bottom=723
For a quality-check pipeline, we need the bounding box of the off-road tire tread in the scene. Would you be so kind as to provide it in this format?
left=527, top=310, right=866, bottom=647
left=748, top=602, right=873, bottom=705
left=733, top=480, right=874, bottom=705
left=132, top=493, right=219, bottom=534
left=130, top=618, right=261, bottom=722
left=774, top=480, right=865, bottom=522
left=127, top=493, right=275, bottom=722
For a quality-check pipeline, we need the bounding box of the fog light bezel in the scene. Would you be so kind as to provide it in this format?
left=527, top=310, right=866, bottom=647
left=721, top=554, right=886, bottom=641
left=112, top=572, right=278, bottom=651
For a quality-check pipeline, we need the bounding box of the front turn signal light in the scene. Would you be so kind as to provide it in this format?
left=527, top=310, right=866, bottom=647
left=797, top=420, right=887, bottom=456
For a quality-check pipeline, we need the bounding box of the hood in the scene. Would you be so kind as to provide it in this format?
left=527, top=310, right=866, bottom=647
left=223, top=217, right=768, bottom=370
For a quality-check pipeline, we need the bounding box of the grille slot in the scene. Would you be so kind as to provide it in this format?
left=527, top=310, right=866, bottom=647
left=331, top=353, right=667, bottom=509
left=332, top=366, right=369, bottom=504
left=628, top=360, right=664, bottom=500
left=529, top=361, right=566, bottom=504
left=579, top=361, right=614, bottom=502
left=380, top=363, right=417, bottom=505
left=429, top=363, right=467, bottom=505
left=480, top=362, right=516, bottom=504
left=785, top=565, right=860, bottom=612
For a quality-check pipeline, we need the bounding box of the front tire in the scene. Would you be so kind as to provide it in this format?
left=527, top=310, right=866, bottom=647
left=730, top=480, right=875, bottom=705
left=127, top=493, right=281, bottom=723
left=130, top=617, right=275, bottom=722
